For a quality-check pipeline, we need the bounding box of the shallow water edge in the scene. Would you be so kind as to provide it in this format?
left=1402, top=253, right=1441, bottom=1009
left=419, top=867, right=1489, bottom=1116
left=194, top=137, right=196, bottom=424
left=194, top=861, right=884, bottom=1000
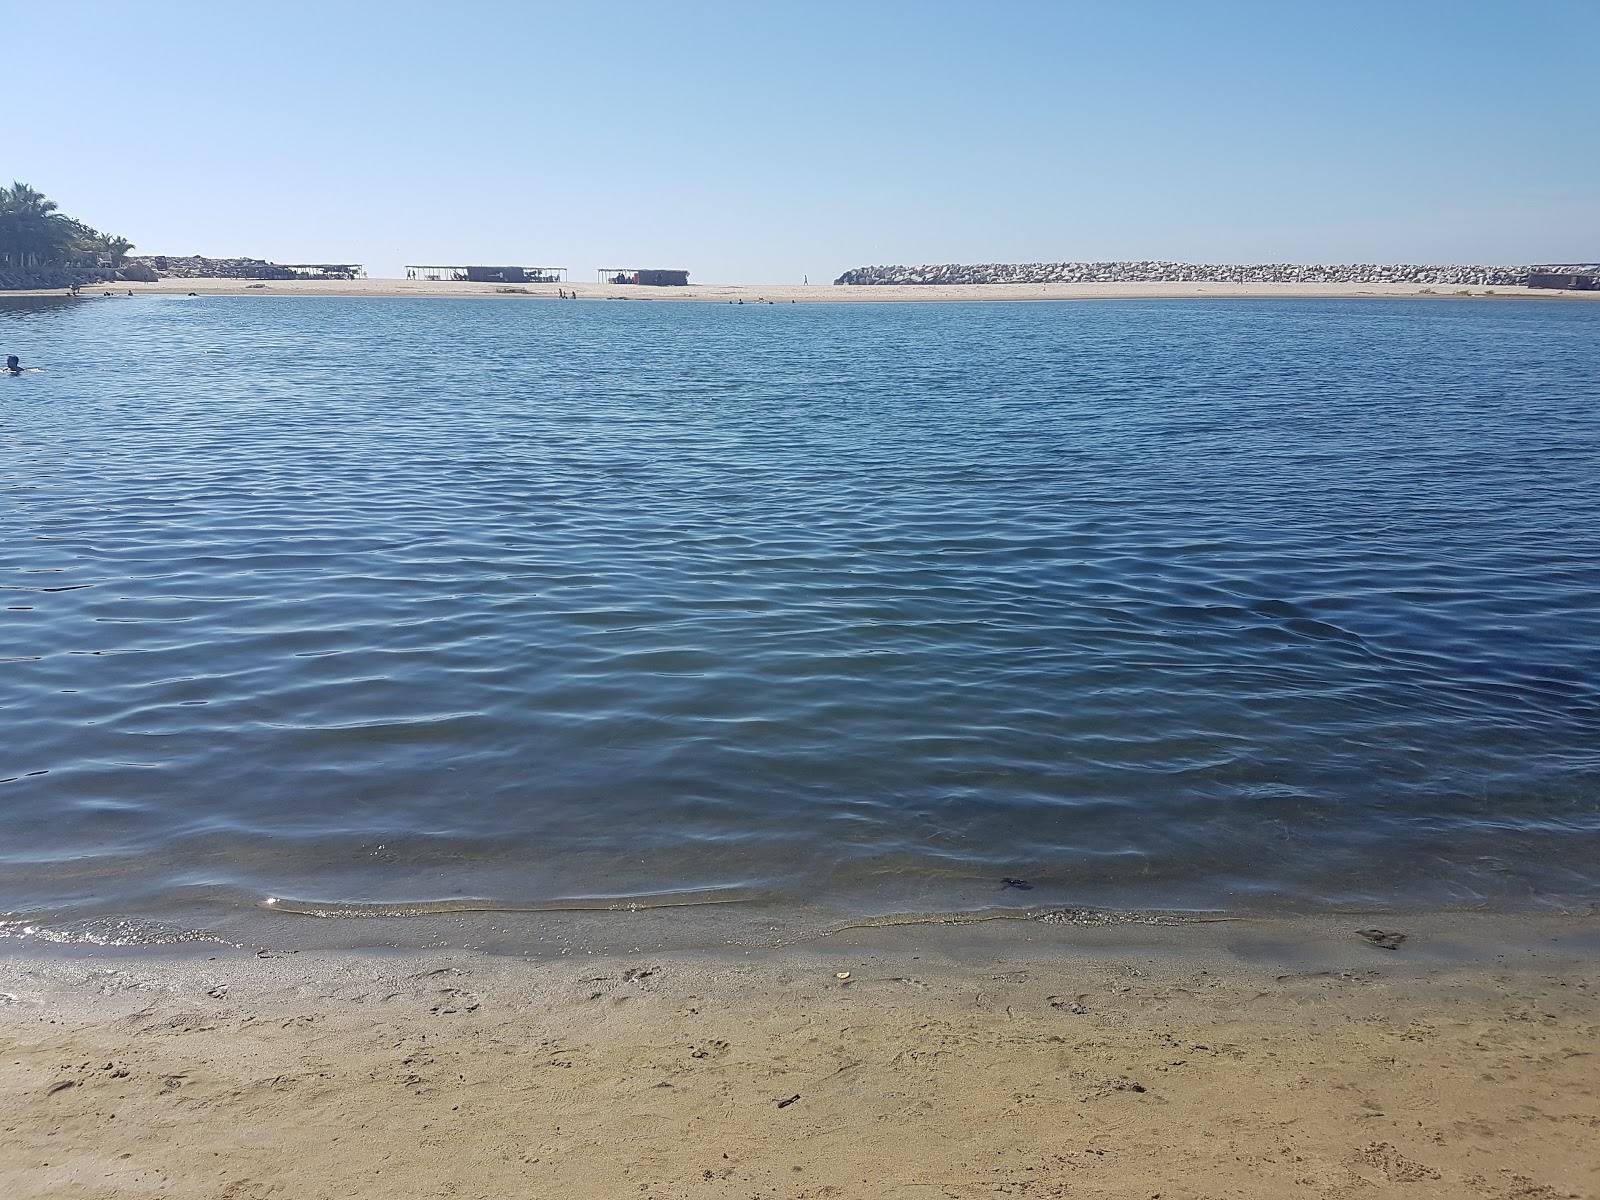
left=5, top=891, right=1598, bottom=963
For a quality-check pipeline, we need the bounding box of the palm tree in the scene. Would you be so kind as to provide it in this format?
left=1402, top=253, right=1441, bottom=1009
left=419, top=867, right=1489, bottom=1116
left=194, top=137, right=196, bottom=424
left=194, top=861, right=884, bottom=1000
left=98, top=234, right=135, bottom=267
left=67, top=227, right=136, bottom=268
left=1, top=182, right=56, bottom=219
left=0, top=182, right=119, bottom=270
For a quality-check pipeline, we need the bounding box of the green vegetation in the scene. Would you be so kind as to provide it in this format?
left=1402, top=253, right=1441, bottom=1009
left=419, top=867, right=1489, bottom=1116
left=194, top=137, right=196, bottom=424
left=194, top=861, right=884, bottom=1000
left=0, top=182, right=134, bottom=272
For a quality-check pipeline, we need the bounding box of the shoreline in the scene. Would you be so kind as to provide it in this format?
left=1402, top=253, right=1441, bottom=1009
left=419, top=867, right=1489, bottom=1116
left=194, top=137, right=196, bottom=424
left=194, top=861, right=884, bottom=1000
left=7, top=278, right=1600, bottom=302
left=5, top=900, right=1600, bottom=961
left=9, top=889, right=1600, bottom=960
left=4, top=910, right=1598, bottom=1198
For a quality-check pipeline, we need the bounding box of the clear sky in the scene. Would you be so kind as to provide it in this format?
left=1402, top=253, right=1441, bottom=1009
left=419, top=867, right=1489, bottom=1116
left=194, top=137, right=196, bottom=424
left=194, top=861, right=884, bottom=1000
left=9, top=0, right=1597, bottom=282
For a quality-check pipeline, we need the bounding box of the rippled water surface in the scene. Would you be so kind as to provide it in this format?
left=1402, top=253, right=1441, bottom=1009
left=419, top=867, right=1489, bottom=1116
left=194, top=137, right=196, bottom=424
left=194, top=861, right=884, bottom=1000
left=3, top=294, right=1599, bottom=932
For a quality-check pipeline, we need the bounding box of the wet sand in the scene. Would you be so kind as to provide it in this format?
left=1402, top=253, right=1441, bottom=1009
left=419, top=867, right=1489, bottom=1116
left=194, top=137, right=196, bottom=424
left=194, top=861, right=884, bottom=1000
left=19, top=278, right=1600, bottom=302
left=4, top=912, right=1598, bottom=1199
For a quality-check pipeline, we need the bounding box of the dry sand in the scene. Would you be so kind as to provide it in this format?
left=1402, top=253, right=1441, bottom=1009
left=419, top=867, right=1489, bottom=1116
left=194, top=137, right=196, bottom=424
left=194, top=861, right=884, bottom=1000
left=4, top=912, right=1598, bottom=1200
left=20, top=278, right=1600, bottom=303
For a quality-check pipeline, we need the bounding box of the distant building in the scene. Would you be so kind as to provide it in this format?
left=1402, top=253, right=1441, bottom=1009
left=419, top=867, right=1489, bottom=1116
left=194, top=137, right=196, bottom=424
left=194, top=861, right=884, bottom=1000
left=406, top=265, right=567, bottom=283
left=280, top=264, right=365, bottom=280
left=1528, top=265, right=1600, bottom=291
left=598, top=268, right=690, bottom=286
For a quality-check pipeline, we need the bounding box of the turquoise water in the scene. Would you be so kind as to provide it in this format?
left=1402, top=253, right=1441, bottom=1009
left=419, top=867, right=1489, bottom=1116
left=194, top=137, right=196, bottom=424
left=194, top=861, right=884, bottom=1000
left=2, top=294, right=1598, bottom=935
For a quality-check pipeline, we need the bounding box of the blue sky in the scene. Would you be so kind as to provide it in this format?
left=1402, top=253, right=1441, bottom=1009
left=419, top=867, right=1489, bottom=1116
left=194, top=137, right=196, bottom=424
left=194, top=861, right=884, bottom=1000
left=9, top=1, right=1597, bottom=282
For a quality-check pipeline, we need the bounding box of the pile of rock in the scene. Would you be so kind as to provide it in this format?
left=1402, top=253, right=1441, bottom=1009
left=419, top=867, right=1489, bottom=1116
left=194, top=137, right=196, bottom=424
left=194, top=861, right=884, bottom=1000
left=127, top=255, right=301, bottom=280
left=834, top=262, right=1532, bottom=287
left=0, top=266, right=119, bottom=290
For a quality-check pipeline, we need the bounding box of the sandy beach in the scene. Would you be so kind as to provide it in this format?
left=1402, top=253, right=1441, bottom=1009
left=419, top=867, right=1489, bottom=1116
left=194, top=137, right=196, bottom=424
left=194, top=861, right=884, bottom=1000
left=13, top=278, right=1600, bottom=303
left=4, top=912, right=1598, bottom=1200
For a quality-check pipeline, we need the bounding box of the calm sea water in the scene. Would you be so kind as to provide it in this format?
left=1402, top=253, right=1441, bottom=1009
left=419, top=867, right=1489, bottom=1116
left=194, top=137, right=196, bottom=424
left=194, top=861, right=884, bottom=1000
left=2, top=295, right=1598, bottom=940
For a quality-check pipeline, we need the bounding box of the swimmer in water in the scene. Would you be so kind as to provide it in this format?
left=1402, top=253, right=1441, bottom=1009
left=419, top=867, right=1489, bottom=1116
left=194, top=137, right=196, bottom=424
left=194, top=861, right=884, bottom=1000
left=4, top=355, right=22, bottom=375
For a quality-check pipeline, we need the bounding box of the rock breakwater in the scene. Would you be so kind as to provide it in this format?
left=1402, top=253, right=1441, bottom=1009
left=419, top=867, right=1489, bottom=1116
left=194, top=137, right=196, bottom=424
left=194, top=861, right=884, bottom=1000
left=0, top=266, right=119, bottom=291
left=834, top=261, right=1532, bottom=286
left=129, top=255, right=300, bottom=280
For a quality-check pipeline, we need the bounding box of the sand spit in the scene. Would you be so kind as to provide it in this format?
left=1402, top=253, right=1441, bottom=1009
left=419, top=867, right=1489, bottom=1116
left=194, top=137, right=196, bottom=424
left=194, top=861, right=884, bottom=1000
left=3, top=913, right=1598, bottom=1200
left=11, top=278, right=1600, bottom=303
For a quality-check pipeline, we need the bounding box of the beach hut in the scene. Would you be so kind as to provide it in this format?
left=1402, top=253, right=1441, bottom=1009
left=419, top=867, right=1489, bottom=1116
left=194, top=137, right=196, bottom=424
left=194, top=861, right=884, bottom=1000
left=280, top=264, right=366, bottom=280
left=1528, top=266, right=1600, bottom=291
left=406, top=265, right=567, bottom=283
left=407, top=265, right=468, bottom=281
left=597, top=268, right=690, bottom=286
left=464, top=266, right=567, bottom=284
